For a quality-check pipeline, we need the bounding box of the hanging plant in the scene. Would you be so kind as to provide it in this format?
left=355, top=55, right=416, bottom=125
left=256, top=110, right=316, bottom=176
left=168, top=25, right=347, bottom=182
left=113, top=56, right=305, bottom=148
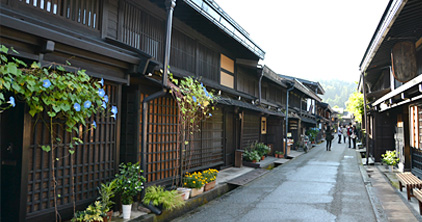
left=0, top=45, right=116, bottom=221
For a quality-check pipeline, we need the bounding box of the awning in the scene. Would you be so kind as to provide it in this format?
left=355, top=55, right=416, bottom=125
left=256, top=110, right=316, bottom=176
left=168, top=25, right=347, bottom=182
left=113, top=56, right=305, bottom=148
left=301, top=117, right=317, bottom=125
left=373, top=74, right=422, bottom=111
left=216, top=97, right=285, bottom=117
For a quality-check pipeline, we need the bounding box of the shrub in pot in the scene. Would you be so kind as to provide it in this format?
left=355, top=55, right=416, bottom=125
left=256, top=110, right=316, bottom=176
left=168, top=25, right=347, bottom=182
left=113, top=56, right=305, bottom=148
left=72, top=201, right=107, bottom=222
left=97, top=180, right=116, bottom=220
left=243, top=150, right=260, bottom=163
left=114, top=162, right=145, bottom=219
left=142, top=185, right=185, bottom=214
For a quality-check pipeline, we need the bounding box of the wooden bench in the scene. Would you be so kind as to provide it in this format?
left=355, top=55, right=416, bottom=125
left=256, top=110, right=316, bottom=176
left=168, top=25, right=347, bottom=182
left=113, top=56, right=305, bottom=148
left=396, top=172, right=422, bottom=200
left=413, top=189, right=422, bottom=215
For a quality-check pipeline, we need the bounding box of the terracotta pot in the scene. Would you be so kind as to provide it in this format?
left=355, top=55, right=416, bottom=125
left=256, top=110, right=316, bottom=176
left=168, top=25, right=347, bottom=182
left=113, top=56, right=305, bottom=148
left=190, top=186, right=204, bottom=197
left=252, top=160, right=257, bottom=163
left=275, top=154, right=279, bottom=158
left=261, top=156, right=265, bottom=160
left=103, top=210, right=113, bottom=222
left=204, top=180, right=216, bottom=192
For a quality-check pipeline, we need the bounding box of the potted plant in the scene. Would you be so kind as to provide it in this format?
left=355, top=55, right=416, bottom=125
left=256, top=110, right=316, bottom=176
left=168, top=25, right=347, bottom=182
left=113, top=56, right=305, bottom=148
left=254, top=142, right=270, bottom=160
left=243, top=150, right=260, bottom=163
left=142, top=185, right=185, bottom=215
left=97, top=180, right=116, bottom=221
left=114, top=162, right=146, bottom=219
left=176, top=187, right=191, bottom=201
left=183, top=172, right=205, bottom=197
left=72, top=201, right=108, bottom=222
left=202, top=168, right=219, bottom=191
left=382, top=150, right=400, bottom=172
left=275, top=151, right=284, bottom=158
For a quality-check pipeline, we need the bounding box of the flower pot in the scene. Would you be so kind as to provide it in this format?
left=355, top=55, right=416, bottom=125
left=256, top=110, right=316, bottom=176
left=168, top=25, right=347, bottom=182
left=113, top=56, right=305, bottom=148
left=190, top=186, right=204, bottom=198
left=177, top=187, right=191, bottom=201
left=261, top=156, right=265, bottom=160
left=144, top=201, right=162, bottom=215
left=122, top=204, right=132, bottom=219
left=103, top=210, right=113, bottom=222
left=204, top=180, right=216, bottom=192
left=252, top=160, right=257, bottom=163
left=389, top=165, right=393, bottom=172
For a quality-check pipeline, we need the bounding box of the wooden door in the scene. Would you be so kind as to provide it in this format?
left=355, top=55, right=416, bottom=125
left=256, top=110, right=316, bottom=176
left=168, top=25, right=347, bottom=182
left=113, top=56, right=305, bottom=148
left=1, top=103, right=26, bottom=222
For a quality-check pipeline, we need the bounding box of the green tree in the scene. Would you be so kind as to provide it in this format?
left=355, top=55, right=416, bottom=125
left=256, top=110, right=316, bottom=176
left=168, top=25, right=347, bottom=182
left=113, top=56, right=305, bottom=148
left=346, top=92, right=364, bottom=123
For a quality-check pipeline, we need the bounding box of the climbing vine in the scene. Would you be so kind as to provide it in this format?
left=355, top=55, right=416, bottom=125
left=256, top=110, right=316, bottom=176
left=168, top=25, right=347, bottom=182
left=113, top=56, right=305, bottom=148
left=168, top=73, right=215, bottom=185
left=0, top=45, right=116, bottom=221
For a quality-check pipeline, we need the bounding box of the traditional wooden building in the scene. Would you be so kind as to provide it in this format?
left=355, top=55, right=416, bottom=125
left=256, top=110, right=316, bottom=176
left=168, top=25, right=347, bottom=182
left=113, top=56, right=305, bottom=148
left=0, top=0, right=275, bottom=221
left=359, top=0, right=422, bottom=174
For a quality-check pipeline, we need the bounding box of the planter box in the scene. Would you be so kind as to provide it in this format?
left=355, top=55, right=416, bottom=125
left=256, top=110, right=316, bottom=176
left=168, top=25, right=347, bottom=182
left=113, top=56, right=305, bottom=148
left=204, top=181, right=216, bottom=192
left=190, top=186, right=204, bottom=198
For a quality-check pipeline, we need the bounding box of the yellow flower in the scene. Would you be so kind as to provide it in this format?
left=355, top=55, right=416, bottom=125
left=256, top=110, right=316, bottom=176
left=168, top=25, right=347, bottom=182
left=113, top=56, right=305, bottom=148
left=193, top=181, right=196, bottom=183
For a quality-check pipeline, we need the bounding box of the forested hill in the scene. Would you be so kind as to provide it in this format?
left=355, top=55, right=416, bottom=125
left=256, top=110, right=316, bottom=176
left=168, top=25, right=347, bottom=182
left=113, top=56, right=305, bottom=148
left=318, top=79, right=357, bottom=109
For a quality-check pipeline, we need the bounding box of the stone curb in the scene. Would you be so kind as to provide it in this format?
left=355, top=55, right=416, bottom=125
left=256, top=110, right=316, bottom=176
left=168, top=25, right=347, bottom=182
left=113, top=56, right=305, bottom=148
left=356, top=152, right=388, bottom=222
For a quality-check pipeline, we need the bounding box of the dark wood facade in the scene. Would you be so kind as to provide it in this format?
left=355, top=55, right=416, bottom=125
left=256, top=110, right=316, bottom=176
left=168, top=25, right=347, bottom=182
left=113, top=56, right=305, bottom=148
left=359, top=0, right=422, bottom=176
left=0, top=0, right=327, bottom=221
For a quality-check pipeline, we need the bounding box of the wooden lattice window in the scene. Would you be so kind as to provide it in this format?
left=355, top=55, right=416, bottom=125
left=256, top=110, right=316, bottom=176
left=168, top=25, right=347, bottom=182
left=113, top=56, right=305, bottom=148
left=16, top=0, right=100, bottom=29
left=141, top=95, right=179, bottom=184
left=26, top=84, right=118, bottom=216
left=121, top=1, right=164, bottom=59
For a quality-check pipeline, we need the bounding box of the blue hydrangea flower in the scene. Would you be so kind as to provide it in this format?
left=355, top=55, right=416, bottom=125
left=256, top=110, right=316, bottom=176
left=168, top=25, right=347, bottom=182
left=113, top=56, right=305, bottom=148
left=99, top=78, right=104, bottom=87
left=8, top=96, right=16, bottom=107
left=98, top=89, right=105, bottom=97
left=83, top=100, right=91, bottom=109
left=192, top=96, right=197, bottom=103
left=42, top=79, right=51, bottom=88
left=102, top=101, right=107, bottom=109
left=92, top=120, right=97, bottom=128
left=104, top=95, right=109, bottom=103
left=111, top=106, right=118, bottom=114
left=73, top=103, right=81, bottom=112
left=209, top=113, right=212, bottom=117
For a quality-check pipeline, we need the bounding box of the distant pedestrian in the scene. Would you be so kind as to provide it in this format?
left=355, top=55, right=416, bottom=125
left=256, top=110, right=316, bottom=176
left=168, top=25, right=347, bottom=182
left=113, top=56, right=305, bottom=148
left=352, top=125, right=358, bottom=149
left=337, top=125, right=342, bottom=144
left=347, top=123, right=353, bottom=148
left=342, top=125, right=347, bottom=143
left=325, top=126, right=333, bottom=151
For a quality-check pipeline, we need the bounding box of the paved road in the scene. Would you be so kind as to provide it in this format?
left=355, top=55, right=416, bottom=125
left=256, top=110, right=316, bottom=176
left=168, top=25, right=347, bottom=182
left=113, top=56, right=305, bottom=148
left=173, top=141, right=376, bottom=222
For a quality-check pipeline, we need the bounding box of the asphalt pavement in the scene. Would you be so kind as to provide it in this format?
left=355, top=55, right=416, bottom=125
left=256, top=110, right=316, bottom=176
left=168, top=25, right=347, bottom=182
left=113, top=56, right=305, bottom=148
left=173, top=140, right=379, bottom=222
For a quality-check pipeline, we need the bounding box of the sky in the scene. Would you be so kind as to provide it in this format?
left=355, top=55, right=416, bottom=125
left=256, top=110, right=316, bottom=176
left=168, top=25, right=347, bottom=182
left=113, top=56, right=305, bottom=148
left=215, top=0, right=390, bottom=83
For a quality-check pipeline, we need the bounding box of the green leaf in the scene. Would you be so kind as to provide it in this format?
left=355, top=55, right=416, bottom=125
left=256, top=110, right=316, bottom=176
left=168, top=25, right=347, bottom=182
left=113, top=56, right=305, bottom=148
left=41, top=145, right=51, bottom=152
left=47, top=111, right=56, bottom=118
left=0, top=45, right=8, bottom=53
left=56, top=137, right=61, bottom=142
left=56, top=66, right=65, bottom=71
left=68, top=149, right=75, bottom=155
left=31, top=62, right=40, bottom=69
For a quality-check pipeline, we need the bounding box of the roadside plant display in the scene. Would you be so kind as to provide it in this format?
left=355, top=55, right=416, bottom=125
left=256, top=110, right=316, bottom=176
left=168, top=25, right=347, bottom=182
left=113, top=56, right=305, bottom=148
left=114, top=162, right=145, bottom=219
left=72, top=201, right=107, bottom=222
left=202, top=168, right=218, bottom=191
left=254, top=142, right=271, bottom=158
left=142, top=185, right=185, bottom=213
left=97, top=180, right=116, bottom=217
left=0, top=45, right=115, bottom=221
left=382, top=150, right=400, bottom=166
left=202, top=169, right=218, bottom=184
left=243, top=150, right=260, bottom=162
left=183, top=171, right=206, bottom=189
left=306, top=128, right=319, bottom=143
left=275, top=151, right=284, bottom=158
left=168, top=73, right=215, bottom=186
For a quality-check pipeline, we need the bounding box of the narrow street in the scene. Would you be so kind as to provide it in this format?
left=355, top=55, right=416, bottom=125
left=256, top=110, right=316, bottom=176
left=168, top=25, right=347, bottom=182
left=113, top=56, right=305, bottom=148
left=173, top=141, right=376, bottom=222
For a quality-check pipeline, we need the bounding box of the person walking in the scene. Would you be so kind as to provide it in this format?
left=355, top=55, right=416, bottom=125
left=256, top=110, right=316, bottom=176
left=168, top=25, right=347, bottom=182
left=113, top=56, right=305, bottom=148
left=342, top=125, right=347, bottom=143
left=337, top=125, right=342, bottom=144
left=325, top=125, right=333, bottom=151
left=352, top=125, right=358, bottom=149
